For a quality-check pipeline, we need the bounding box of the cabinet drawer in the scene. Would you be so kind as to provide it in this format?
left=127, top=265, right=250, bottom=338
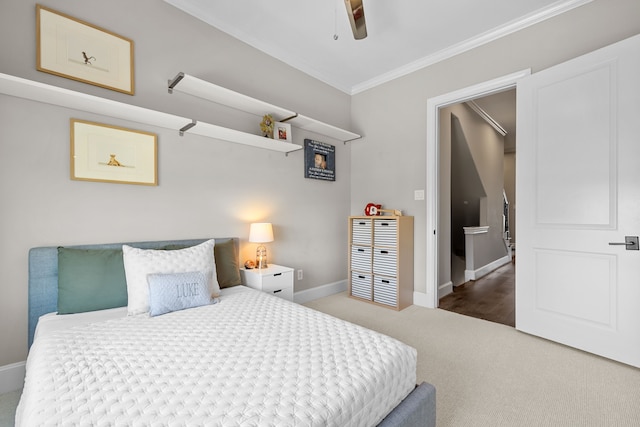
left=350, top=246, right=371, bottom=272
left=350, top=271, right=372, bottom=300
left=263, top=286, right=293, bottom=301
left=374, top=276, right=398, bottom=307
left=374, top=219, right=397, bottom=246
left=373, top=248, right=398, bottom=276
left=351, top=218, right=372, bottom=245
left=262, top=272, right=294, bottom=300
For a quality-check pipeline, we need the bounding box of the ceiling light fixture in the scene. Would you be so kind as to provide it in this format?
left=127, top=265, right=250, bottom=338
left=344, top=0, right=367, bottom=40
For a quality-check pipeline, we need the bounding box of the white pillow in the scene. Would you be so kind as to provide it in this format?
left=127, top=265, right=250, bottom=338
left=147, top=271, right=211, bottom=317
left=122, top=239, right=219, bottom=315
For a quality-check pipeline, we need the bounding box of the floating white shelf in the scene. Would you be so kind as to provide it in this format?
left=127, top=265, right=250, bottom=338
left=168, top=72, right=296, bottom=122
left=168, top=73, right=362, bottom=143
left=287, top=113, right=360, bottom=142
left=0, top=72, right=302, bottom=154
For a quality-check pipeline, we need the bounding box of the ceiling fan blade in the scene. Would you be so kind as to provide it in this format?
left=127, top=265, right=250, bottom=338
left=344, top=0, right=367, bottom=40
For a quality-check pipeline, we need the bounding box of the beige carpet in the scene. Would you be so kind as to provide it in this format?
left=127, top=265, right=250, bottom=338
left=0, top=389, right=19, bottom=427
left=304, top=292, right=640, bottom=427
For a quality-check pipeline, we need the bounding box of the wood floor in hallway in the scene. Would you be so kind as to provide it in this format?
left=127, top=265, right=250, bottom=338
left=438, top=260, right=515, bottom=327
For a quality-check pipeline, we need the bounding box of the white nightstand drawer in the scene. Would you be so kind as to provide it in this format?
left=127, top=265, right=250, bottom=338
left=262, top=285, right=293, bottom=300
left=262, top=271, right=294, bottom=300
left=240, top=264, right=294, bottom=302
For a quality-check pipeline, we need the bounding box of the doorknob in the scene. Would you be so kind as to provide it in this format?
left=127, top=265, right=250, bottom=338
left=608, top=236, right=639, bottom=250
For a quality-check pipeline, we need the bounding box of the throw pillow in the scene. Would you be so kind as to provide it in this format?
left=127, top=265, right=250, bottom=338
left=214, top=239, right=242, bottom=288
left=147, top=271, right=210, bottom=317
left=57, top=247, right=128, bottom=314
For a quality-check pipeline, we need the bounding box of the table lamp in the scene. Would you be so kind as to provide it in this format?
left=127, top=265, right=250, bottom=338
left=249, top=222, right=274, bottom=269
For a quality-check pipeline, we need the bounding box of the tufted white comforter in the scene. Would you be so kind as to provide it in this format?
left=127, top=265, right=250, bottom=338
left=17, top=287, right=416, bottom=426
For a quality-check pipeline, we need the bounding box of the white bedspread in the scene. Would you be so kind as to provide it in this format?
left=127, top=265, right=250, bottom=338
left=17, top=287, right=416, bottom=426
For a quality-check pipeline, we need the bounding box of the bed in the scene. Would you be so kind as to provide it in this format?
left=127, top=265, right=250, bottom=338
left=17, top=238, right=436, bottom=426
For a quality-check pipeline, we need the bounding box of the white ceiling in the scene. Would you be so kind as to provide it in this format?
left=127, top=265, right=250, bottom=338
left=163, top=0, right=591, bottom=95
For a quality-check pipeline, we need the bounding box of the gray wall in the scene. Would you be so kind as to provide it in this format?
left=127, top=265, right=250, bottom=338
left=0, top=0, right=353, bottom=366
left=350, top=0, right=640, bottom=297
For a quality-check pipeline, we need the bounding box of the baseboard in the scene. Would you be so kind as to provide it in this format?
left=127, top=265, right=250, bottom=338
left=294, top=279, right=347, bottom=304
left=464, top=255, right=511, bottom=281
left=297, top=281, right=441, bottom=309
left=438, top=281, right=453, bottom=299
left=413, top=291, right=431, bottom=307
left=0, top=361, right=25, bottom=393
left=413, top=291, right=436, bottom=308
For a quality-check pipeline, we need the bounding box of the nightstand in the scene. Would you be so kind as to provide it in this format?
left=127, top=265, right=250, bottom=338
left=240, top=264, right=294, bottom=301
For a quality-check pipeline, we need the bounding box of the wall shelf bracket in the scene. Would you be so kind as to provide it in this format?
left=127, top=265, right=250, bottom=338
left=179, top=120, right=197, bottom=136
left=280, top=113, right=298, bottom=123
left=343, top=136, right=362, bottom=145
left=168, top=72, right=185, bottom=94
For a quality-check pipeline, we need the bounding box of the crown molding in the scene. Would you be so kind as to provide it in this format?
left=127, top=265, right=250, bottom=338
left=350, top=0, right=593, bottom=94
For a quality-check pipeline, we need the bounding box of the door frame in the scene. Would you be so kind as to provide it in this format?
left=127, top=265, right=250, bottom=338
left=423, top=69, right=530, bottom=309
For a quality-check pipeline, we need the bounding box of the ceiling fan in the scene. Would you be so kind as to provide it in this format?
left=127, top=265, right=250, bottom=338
left=344, top=0, right=367, bottom=40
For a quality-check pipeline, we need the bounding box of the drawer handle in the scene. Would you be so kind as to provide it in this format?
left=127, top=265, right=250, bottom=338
left=357, top=248, right=365, bottom=252
left=273, top=273, right=282, bottom=277
left=358, top=275, right=365, bottom=279
left=380, top=250, right=389, bottom=254
left=381, top=222, right=389, bottom=226
left=382, top=279, right=390, bottom=284
left=273, top=289, right=282, bottom=294
left=359, top=222, right=366, bottom=225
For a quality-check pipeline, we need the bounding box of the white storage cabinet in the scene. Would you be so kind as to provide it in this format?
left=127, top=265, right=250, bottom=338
left=348, top=216, right=414, bottom=310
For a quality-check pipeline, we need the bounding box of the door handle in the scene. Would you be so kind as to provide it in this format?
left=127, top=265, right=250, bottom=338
left=608, top=236, right=639, bottom=250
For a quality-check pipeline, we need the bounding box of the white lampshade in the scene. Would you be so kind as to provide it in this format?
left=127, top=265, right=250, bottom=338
left=249, top=223, right=274, bottom=243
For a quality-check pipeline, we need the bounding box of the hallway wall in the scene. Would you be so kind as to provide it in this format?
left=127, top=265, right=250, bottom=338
left=440, top=103, right=508, bottom=289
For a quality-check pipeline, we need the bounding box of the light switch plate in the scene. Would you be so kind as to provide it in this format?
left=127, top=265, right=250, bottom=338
left=414, top=190, right=425, bottom=200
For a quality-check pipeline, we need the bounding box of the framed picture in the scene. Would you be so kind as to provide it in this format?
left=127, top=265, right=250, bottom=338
left=37, top=4, right=134, bottom=95
left=71, top=119, right=157, bottom=186
left=304, top=139, right=335, bottom=181
left=274, top=122, right=292, bottom=143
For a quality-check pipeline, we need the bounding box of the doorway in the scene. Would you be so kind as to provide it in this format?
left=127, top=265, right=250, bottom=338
left=438, top=89, right=516, bottom=327
left=424, top=69, right=529, bottom=309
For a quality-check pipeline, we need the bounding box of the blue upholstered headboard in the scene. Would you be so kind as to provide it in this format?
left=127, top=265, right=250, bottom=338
left=27, top=237, right=237, bottom=349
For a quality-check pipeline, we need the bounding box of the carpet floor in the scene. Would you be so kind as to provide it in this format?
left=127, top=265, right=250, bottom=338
left=305, top=292, right=640, bottom=426
left=0, top=390, right=20, bottom=427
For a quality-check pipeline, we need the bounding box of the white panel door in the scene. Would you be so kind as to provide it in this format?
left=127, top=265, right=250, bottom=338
left=516, top=34, right=640, bottom=368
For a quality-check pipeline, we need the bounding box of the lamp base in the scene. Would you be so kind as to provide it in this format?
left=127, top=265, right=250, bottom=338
left=256, top=245, right=268, bottom=269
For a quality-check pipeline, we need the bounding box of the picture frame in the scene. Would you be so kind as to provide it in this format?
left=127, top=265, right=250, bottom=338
left=37, top=4, right=135, bottom=95
left=71, top=119, right=157, bottom=186
left=304, top=139, right=335, bottom=182
left=274, top=121, right=292, bottom=143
